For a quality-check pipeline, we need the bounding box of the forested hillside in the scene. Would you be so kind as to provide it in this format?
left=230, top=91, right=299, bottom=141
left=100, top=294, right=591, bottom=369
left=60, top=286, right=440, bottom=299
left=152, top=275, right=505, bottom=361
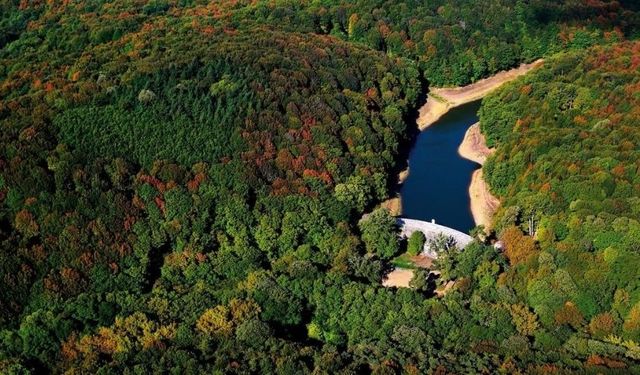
left=480, top=40, right=640, bottom=360
left=1, top=0, right=639, bottom=373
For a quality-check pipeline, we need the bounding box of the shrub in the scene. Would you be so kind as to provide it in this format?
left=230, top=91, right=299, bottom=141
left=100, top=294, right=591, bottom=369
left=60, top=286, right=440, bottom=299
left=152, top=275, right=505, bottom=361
left=407, top=231, right=426, bottom=256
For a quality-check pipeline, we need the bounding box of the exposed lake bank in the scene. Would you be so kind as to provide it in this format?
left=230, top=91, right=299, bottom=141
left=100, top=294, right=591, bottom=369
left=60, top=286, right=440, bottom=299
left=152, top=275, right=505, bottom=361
left=458, top=122, right=493, bottom=165
left=416, top=59, right=544, bottom=130
left=385, top=60, right=544, bottom=231
left=458, top=123, right=499, bottom=230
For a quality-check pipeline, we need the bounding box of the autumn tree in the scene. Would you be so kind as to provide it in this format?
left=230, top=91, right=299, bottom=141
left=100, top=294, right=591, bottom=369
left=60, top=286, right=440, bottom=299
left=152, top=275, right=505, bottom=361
left=196, top=305, right=233, bottom=337
left=508, top=304, right=540, bottom=336
left=589, top=312, right=616, bottom=338
left=555, top=302, right=584, bottom=329
left=500, top=226, right=537, bottom=265
left=623, top=302, right=640, bottom=339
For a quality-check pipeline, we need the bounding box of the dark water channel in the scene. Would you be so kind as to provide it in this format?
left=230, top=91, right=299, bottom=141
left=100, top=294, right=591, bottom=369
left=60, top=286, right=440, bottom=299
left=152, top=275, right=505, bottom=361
left=399, top=100, right=481, bottom=233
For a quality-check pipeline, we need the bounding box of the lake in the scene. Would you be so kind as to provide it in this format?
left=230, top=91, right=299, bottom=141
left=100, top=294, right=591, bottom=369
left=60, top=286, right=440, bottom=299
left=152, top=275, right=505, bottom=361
left=400, top=100, right=481, bottom=233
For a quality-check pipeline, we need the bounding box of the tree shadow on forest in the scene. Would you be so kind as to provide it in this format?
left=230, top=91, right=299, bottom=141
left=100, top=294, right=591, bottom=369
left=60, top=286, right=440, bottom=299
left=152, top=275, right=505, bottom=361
left=142, top=242, right=171, bottom=293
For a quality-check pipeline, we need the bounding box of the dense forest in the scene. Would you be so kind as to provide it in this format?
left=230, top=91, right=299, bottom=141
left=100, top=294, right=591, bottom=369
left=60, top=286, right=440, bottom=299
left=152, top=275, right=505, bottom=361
left=1, top=0, right=640, bottom=373
left=480, top=40, right=640, bottom=364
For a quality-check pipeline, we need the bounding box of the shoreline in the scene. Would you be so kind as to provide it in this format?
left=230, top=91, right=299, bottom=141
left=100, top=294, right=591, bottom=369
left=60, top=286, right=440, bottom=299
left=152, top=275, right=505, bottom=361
left=457, top=123, right=499, bottom=230
left=382, top=59, right=543, bottom=222
left=416, top=59, right=544, bottom=130
left=468, top=169, right=500, bottom=230
left=458, top=122, right=493, bottom=165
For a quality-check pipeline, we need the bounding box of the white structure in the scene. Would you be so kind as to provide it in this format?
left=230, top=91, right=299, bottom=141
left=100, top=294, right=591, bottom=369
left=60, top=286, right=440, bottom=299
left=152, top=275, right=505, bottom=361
left=397, top=218, right=473, bottom=258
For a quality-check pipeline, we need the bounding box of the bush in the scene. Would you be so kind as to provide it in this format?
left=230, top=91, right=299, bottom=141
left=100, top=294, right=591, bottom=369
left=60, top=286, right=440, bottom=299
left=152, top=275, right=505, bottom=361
left=137, top=89, right=156, bottom=104
left=407, top=231, right=426, bottom=256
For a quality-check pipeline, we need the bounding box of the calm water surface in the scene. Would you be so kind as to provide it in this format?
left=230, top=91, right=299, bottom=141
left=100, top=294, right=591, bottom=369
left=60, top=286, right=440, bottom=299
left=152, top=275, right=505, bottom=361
left=400, top=100, right=481, bottom=233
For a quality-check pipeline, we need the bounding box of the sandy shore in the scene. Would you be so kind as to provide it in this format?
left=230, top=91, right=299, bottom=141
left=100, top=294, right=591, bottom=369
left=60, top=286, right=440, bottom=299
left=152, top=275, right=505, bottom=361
left=458, top=123, right=493, bottom=165
left=458, top=122, right=500, bottom=229
left=416, top=59, right=544, bottom=130
left=398, top=168, right=409, bottom=184
left=379, top=167, right=409, bottom=217
left=422, top=60, right=544, bottom=229
left=468, top=169, right=500, bottom=230
left=380, top=196, right=402, bottom=217
left=386, top=60, right=543, bottom=228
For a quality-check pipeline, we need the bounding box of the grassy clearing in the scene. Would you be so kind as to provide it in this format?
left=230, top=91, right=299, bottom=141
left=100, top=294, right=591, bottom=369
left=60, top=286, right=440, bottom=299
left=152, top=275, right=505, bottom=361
left=391, top=253, right=418, bottom=269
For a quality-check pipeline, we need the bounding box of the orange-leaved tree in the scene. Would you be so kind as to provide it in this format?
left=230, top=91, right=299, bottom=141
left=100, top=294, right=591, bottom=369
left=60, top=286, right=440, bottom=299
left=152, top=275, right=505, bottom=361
left=500, top=226, right=538, bottom=265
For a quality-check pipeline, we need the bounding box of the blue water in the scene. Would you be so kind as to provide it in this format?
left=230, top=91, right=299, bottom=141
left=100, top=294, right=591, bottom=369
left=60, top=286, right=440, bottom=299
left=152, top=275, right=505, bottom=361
left=400, top=100, right=481, bottom=233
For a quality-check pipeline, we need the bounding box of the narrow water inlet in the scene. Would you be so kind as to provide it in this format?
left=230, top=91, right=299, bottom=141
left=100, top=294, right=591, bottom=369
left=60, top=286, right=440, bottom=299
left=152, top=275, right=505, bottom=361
left=399, top=100, right=481, bottom=233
